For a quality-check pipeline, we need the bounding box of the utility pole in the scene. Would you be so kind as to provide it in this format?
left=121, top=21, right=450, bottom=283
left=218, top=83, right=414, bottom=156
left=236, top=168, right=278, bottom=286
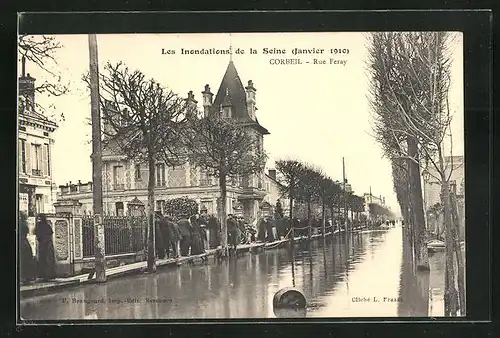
left=343, top=157, right=348, bottom=233
left=89, top=34, right=106, bottom=282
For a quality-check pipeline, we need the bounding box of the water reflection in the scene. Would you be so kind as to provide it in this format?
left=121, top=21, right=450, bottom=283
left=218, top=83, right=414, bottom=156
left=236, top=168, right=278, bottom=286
left=21, top=227, right=445, bottom=319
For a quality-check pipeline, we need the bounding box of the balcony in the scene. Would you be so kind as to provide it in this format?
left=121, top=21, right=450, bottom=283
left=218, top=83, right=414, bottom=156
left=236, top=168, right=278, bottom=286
left=113, top=183, right=125, bottom=190
left=32, top=169, right=42, bottom=176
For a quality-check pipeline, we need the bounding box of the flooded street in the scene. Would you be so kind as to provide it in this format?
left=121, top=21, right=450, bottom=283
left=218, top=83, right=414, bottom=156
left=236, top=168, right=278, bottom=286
left=20, top=226, right=450, bottom=320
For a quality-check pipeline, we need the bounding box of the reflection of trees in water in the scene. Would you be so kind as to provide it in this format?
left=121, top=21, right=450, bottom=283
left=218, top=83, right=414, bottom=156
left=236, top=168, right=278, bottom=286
left=286, top=232, right=371, bottom=305
left=290, top=244, right=296, bottom=288
left=397, top=229, right=430, bottom=317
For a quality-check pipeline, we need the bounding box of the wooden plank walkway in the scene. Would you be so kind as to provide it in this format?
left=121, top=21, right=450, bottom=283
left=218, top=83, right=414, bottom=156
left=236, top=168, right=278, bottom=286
left=20, top=227, right=363, bottom=298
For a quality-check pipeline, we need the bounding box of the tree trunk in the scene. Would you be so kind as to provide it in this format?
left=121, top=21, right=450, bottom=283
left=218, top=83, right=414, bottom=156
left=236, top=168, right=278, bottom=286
left=330, top=206, right=335, bottom=231
left=88, top=34, right=106, bottom=282
left=450, top=191, right=466, bottom=315
left=322, top=201, right=326, bottom=237
left=219, top=174, right=228, bottom=256
left=407, top=136, right=429, bottom=270
left=289, top=186, right=294, bottom=242
left=146, top=154, right=156, bottom=273
left=307, top=200, right=312, bottom=239
left=438, top=153, right=458, bottom=316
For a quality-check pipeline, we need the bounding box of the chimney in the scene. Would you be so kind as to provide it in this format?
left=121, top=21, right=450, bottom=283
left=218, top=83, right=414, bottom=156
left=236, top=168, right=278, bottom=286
left=18, top=57, right=36, bottom=112
left=186, top=90, right=198, bottom=110
left=21, top=55, right=26, bottom=77
left=245, top=80, right=256, bottom=120
left=268, top=169, right=277, bottom=181
left=201, top=84, right=213, bottom=117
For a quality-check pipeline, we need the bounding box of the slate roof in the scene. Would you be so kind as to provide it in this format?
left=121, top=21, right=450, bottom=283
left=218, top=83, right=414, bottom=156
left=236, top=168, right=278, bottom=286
left=210, top=61, right=270, bottom=135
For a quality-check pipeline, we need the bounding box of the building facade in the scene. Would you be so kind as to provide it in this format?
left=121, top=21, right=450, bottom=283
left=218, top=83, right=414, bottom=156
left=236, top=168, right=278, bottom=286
left=57, top=61, right=286, bottom=223
left=18, top=57, right=58, bottom=216
left=423, top=155, right=465, bottom=239
left=423, top=155, right=465, bottom=210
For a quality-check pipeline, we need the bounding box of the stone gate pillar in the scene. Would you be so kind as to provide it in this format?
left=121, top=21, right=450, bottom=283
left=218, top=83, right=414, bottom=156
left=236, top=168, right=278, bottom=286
left=45, top=214, right=75, bottom=277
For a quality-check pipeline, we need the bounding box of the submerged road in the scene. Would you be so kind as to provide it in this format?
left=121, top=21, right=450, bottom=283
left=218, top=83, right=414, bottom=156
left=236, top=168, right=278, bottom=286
left=20, top=226, right=448, bottom=319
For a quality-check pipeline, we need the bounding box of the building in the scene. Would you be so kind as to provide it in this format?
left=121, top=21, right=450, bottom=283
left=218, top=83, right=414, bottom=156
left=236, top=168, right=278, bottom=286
left=423, top=155, right=465, bottom=240
left=423, top=155, right=465, bottom=211
left=362, top=191, right=386, bottom=220
left=18, top=57, right=58, bottom=216
left=57, top=60, right=285, bottom=223
left=262, top=169, right=290, bottom=215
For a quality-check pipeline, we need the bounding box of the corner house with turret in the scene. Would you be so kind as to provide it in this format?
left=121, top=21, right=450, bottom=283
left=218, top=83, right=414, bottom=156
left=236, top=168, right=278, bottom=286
left=18, top=57, right=58, bottom=217
left=57, top=61, right=287, bottom=223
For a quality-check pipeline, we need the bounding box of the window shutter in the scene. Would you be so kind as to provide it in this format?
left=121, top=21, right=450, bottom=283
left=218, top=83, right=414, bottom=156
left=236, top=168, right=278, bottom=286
left=42, top=144, right=48, bottom=176
left=18, top=140, right=22, bottom=173
left=46, top=144, right=50, bottom=176
left=25, top=143, right=32, bottom=174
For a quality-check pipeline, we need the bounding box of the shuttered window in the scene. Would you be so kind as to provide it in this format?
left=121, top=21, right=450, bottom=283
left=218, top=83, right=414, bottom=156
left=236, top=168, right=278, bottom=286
left=44, top=144, right=50, bottom=176
left=31, top=144, right=42, bottom=176
left=18, top=140, right=27, bottom=173
left=42, top=144, right=48, bottom=176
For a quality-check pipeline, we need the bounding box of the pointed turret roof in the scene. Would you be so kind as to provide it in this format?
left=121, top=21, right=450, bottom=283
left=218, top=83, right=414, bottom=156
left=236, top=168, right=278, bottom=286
left=212, top=61, right=247, bottom=119
left=210, top=61, right=270, bottom=135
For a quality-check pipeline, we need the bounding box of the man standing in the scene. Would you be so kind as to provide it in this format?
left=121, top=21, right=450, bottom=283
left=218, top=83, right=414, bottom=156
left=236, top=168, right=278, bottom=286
left=177, top=214, right=192, bottom=256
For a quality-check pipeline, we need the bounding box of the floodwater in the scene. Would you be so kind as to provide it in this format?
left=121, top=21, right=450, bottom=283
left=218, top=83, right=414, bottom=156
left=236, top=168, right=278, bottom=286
left=20, top=226, right=456, bottom=320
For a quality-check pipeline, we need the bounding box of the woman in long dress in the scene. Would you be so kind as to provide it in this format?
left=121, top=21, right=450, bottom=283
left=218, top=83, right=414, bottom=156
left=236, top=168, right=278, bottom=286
left=208, top=215, right=220, bottom=249
left=35, top=213, right=56, bottom=281
left=190, top=215, right=206, bottom=255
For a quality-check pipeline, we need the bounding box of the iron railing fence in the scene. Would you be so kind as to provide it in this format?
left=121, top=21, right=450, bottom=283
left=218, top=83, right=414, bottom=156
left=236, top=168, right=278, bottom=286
left=82, top=215, right=147, bottom=258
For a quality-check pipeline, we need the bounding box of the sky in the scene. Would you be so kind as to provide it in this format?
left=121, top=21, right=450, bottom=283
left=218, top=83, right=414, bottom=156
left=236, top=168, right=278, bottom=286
left=18, top=32, right=464, bottom=214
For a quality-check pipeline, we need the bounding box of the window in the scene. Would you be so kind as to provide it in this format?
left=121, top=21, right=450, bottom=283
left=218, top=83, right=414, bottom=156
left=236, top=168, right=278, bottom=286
left=35, top=194, right=44, bottom=213
left=156, top=163, right=166, bottom=187
left=169, top=165, right=185, bottom=187
left=200, top=170, right=213, bottom=186
left=115, top=202, right=124, bottom=216
left=135, top=164, right=141, bottom=180
left=113, top=165, right=124, bottom=190
left=266, top=182, right=270, bottom=192
left=156, top=200, right=165, bottom=212
left=31, top=144, right=42, bottom=176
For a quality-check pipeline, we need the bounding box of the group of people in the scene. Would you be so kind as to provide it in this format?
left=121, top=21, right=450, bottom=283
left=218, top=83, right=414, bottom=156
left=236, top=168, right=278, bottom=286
left=20, top=210, right=344, bottom=284
left=154, top=212, right=296, bottom=258
left=154, top=212, right=217, bottom=259
left=19, top=212, right=57, bottom=284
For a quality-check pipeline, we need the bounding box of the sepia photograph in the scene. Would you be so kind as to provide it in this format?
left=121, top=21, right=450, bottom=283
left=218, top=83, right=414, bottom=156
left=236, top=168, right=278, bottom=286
left=17, top=31, right=465, bottom=321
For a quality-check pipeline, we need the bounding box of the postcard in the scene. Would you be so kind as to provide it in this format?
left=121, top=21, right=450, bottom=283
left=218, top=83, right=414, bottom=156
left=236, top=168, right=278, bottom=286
left=18, top=31, right=465, bottom=321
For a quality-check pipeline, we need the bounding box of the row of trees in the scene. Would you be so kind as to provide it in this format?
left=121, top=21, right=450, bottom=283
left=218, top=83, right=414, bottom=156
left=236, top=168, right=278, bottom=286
left=275, top=159, right=384, bottom=238
left=367, top=32, right=464, bottom=316
left=20, top=35, right=264, bottom=269
left=84, top=61, right=267, bottom=269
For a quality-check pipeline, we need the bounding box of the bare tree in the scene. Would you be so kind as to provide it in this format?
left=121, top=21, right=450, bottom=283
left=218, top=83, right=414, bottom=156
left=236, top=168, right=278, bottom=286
left=295, top=164, right=322, bottom=239
left=18, top=35, right=69, bottom=119
left=367, top=32, right=429, bottom=272
left=184, top=112, right=267, bottom=257
left=368, top=31, right=463, bottom=316
left=83, top=61, right=189, bottom=272
left=275, top=159, right=306, bottom=240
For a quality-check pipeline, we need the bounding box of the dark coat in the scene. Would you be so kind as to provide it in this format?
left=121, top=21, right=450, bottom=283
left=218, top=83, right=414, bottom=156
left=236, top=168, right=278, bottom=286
left=177, top=218, right=192, bottom=238
left=35, top=217, right=56, bottom=280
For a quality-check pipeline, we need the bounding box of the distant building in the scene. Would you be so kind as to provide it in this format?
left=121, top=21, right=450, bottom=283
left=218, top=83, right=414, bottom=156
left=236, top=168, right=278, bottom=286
left=362, top=191, right=386, bottom=220
left=57, top=60, right=283, bottom=223
left=18, top=57, right=58, bottom=216
left=423, top=155, right=465, bottom=210
left=262, top=169, right=290, bottom=215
